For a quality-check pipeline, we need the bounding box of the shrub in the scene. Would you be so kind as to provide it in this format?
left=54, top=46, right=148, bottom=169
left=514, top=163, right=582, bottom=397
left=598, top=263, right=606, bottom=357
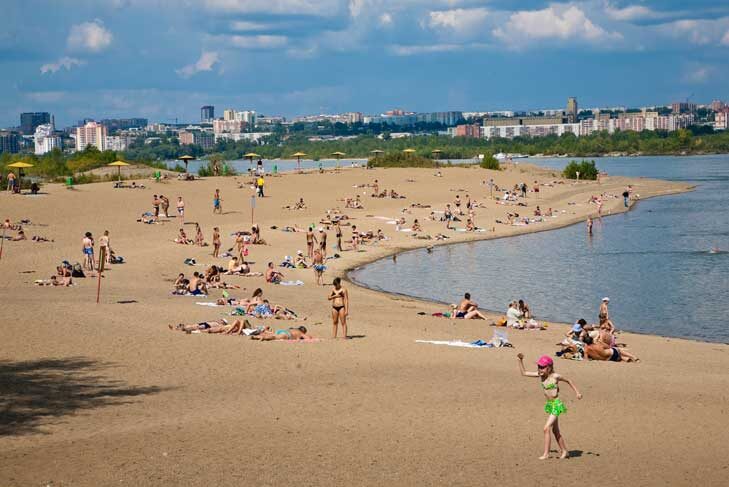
left=563, top=159, right=599, bottom=180
left=479, top=153, right=501, bottom=170
left=368, top=152, right=437, bottom=168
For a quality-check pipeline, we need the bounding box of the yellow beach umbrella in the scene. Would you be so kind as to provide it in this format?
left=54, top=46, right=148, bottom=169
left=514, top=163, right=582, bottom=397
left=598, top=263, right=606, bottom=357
left=331, top=151, right=345, bottom=170
left=7, top=161, right=34, bottom=168
left=244, top=152, right=260, bottom=166
left=403, top=148, right=416, bottom=157
left=108, top=160, right=130, bottom=181
left=292, top=152, right=307, bottom=172
left=7, top=161, right=34, bottom=190
left=178, top=154, right=195, bottom=173
left=370, top=150, right=384, bottom=156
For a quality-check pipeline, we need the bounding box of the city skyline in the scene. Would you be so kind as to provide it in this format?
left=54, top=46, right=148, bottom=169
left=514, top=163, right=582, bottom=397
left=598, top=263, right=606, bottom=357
left=3, top=0, right=729, bottom=128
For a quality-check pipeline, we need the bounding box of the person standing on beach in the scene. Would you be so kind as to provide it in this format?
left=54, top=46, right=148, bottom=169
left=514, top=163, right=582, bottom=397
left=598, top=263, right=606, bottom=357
left=318, top=227, right=328, bottom=258
left=517, top=354, right=582, bottom=460
left=306, top=226, right=317, bottom=259
left=454, top=195, right=462, bottom=215
left=351, top=225, right=359, bottom=251
left=328, top=277, right=349, bottom=339
left=82, top=232, right=95, bottom=271
left=622, top=189, right=630, bottom=207
left=213, top=189, right=222, bottom=214
left=160, top=195, right=170, bottom=217
left=586, top=217, right=593, bottom=236
left=176, top=197, right=185, bottom=223
left=6, top=172, right=15, bottom=192
left=153, top=195, right=160, bottom=217
left=212, top=227, right=221, bottom=258
left=313, top=249, right=325, bottom=285
left=599, top=297, right=610, bottom=322
left=335, top=221, right=342, bottom=251
left=257, top=175, right=265, bottom=197
left=98, top=230, right=111, bottom=264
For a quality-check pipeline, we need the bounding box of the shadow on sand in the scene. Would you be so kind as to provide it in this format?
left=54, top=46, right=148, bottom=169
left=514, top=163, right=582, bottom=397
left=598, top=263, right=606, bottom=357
left=0, top=357, right=167, bottom=436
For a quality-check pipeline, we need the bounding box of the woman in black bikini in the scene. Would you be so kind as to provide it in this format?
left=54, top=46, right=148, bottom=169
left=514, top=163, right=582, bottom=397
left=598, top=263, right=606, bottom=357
left=328, top=277, right=349, bottom=339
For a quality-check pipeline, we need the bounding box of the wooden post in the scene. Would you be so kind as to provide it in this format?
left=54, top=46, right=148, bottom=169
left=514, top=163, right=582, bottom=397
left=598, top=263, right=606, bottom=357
left=96, top=247, right=106, bottom=304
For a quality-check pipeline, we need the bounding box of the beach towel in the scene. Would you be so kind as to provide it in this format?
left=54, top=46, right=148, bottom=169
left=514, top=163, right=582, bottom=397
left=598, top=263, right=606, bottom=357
left=279, top=280, right=304, bottom=286
left=196, top=302, right=221, bottom=307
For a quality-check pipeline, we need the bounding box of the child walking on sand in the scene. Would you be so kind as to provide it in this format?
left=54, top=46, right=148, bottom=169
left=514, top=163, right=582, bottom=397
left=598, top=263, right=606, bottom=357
left=517, top=353, right=582, bottom=460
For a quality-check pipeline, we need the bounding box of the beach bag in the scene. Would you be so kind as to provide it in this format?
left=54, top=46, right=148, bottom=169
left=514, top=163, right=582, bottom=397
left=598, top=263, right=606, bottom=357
left=496, top=316, right=508, bottom=327
left=71, top=263, right=85, bottom=278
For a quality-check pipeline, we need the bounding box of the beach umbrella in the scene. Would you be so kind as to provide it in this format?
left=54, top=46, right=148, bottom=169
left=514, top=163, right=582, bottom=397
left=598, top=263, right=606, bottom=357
left=403, top=148, right=416, bottom=157
left=292, top=152, right=307, bottom=173
left=370, top=150, right=384, bottom=156
left=431, top=149, right=442, bottom=159
left=107, top=160, right=130, bottom=182
left=331, top=151, right=345, bottom=170
left=7, top=161, right=34, bottom=191
left=178, top=155, right=195, bottom=173
left=244, top=152, right=260, bottom=168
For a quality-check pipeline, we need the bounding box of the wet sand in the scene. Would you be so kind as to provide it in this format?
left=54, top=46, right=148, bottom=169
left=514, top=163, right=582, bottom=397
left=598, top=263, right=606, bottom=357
left=1, top=164, right=727, bottom=486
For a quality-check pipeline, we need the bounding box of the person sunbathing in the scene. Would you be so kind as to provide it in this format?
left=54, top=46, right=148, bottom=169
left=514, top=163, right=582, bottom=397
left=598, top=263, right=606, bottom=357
left=454, top=293, right=487, bottom=319
left=295, top=250, right=309, bottom=268
left=583, top=335, right=639, bottom=362
left=411, top=219, right=422, bottom=232
left=251, top=325, right=311, bottom=341
left=175, top=228, right=192, bottom=244
left=169, top=319, right=264, bottom=335
left=12, top=229, right=27, bottom=241
left=283, top=198, right=307, bottom=210
left=265, top=262, right=284, bottom=283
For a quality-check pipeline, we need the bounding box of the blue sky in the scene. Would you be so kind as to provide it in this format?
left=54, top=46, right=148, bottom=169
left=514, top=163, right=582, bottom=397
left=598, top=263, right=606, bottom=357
left=3, top=0, right=729, bottom=128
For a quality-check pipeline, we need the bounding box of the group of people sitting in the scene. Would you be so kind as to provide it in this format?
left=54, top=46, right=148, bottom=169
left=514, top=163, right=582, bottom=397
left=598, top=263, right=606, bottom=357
left=556, top=301, right=639, bottom=362
left=503, top=300, right=545, bottom=329
left=172, top=269, right=240, bottom=295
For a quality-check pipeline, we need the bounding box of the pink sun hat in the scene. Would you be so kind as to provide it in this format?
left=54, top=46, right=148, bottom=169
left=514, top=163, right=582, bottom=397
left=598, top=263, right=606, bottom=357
left=536, top=355, right=553, bottom=367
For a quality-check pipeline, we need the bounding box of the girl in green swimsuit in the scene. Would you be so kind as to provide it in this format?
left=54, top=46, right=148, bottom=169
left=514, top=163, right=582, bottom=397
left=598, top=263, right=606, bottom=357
left=517, top=353, right=582, bottom=460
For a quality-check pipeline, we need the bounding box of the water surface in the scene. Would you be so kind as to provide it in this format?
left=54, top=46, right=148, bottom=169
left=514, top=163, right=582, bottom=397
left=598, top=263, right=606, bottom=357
left=350, top=155, right=729, bottom=343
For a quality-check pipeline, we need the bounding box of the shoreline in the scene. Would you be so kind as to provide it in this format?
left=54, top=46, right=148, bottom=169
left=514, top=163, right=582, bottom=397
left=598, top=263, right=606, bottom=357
left=343, top=183, right=718, bottom=345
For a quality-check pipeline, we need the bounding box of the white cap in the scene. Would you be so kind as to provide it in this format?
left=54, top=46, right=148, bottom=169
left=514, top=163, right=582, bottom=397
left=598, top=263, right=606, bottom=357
left=296, top=250, right=303, bottom=255
left=602, top=297, right=610, bottom=302
left=318, top=227, right=324, bottom=231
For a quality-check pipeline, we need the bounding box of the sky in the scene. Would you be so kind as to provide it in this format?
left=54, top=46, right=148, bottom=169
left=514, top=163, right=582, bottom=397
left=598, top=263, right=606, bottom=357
left=2, top=0, right=729, bottom=128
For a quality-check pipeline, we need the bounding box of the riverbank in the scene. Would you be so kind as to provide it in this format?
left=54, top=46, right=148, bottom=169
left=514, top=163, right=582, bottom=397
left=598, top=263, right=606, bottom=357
left=1, top=163, right=727, bottom=486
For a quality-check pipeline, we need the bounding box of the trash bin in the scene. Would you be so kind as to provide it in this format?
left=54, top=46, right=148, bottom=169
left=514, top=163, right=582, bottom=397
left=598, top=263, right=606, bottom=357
left=273, top=165, right=278, bottom=175
left=66, top=177, right=73, bottom=187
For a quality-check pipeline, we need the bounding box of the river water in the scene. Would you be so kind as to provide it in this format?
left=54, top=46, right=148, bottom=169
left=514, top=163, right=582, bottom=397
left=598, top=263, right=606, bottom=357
left=349, top=155, right=729, bottom=343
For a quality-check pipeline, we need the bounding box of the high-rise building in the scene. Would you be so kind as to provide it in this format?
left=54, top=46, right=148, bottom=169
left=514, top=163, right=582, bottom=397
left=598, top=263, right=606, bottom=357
left=671, top=102, right=696, bottom=114
left=213, top=119, right=246, bottom=134
left=179, top=130, right=214, bottom=150
left=0, top=131, right=21, bottom=154
left=101, top=118, right=148, bottom=132
left=75, top=121, right=108, bottom=151
left=201, top=106, right=215, bottom=123
left=566, top=97, right=578, bottom=123
left=34, top=123, right=62, bottom=155
left=20, top=112, right=51, bottom=135
left=710, top=100, right=726, bottom=112
left=223, top=109, right=235, bottom=121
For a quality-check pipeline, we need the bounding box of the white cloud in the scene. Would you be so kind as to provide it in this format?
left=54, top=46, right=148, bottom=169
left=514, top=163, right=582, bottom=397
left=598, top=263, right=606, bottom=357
left=230, top=21, right=270, bottom=32
left=67, top=20, right=113, bottom=53
left=494, top=5, right=620, bottom=44
left=604, top=3, right=656, bottom=21
left=389, top=43, right=462, bottom=56
left=722, top=30, right=729, bottom=46
left=176, top=51, right=220, bottom=78
left=683, top=65, right=714, bottom=84
left=428, top=8, right=489, bottom=33
left=40, top=57, right=86, bottom=74
left=222, top=35, right=288, bottom=49
left=379, top=12, right=393, bottom=26
left=205, top=0, right=339, bottom=16
left=658, top=18, right=729, bottom=46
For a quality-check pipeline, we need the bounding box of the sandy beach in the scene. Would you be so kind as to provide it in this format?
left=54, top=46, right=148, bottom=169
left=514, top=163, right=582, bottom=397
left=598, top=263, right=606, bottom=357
left=1, top=163, right=728, bottom=486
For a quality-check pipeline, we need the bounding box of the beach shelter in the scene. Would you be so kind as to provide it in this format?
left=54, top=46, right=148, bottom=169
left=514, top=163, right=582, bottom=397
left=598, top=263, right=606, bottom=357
left=431, top=149, right=442, bottom=159
left=244, top=152, right=260, bottom=169
left=178, top=155, right=195, bottom=173
left=368, top=149, right=384, bottom=168
left=7, top=161, right=34, bottom=191
left=107, top=160, right=130, bottom=182
left=292, top=152, right=307, bottom=172
left=403, top=148, right=416, bottom=157
left=331, top=151, right=345, bottom=170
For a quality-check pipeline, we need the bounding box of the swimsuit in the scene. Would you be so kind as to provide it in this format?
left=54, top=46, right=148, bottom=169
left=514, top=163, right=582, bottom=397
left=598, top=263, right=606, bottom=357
left=455, top=311, right=467, bottom=318
left=314, top=264, right=326, bottom=272
left=276, top=329, right=291, bottom=338
left=83, top=247, right=93, bottom=255
left=609, top=347, right=621, bottom=362
left=542, top=382, right=566, bottom=416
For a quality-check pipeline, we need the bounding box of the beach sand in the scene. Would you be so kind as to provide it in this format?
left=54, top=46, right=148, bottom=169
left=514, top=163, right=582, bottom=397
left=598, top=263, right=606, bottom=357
left=1, top=164, right=727, bottom=486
